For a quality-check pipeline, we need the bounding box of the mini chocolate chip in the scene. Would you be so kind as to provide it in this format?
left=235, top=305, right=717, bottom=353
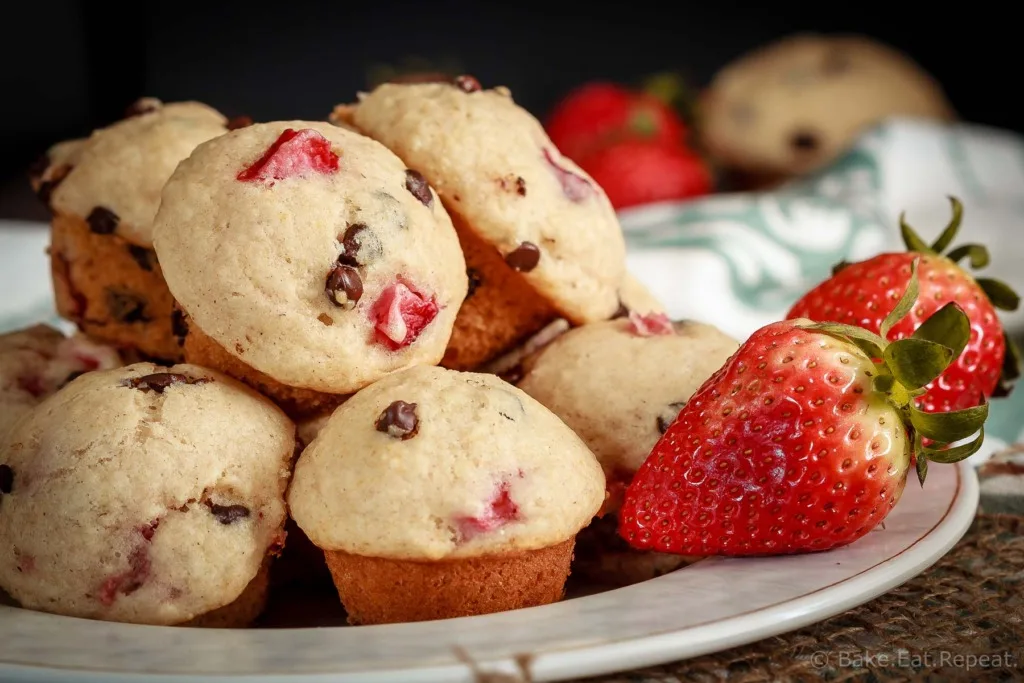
left=611, top=301, right=630, bottom=319
left=790, top=131, right=820, bottom=152
left=125, top=98, right=161, bottom=118
left=127, top=245, right=155, bottom=272
left=206, top=501, right=250, bottom=525
left=87, top=207, right=120, bottom=235
left=466, top=268, right=483, bottom=299
left=375, top=400, right=419, bottom=440
left=127, top=372, right=208, bottom=393
left=505, top=242, right=541, bottom=272
left=0, top=465, right=13, bottom=494
left=61, top=370, right=86, bottom=388
left=515, top=176, right=526, bottom=196
left=453, top=74, right=482, bottom=93
left=404, top=169, right=434, bottom=208
left=657, top=401, right=688, bottom=434
left=107, top=290, right=150, bottom=323
left=338, top=224, right=383, bottom=266
left=171, top=309, right=189, bottom=344
left=226, top=115, right=254, bottom=130
left=28, top=154, right=49, bottom=180
left=325, top=264, right=363, bottom=309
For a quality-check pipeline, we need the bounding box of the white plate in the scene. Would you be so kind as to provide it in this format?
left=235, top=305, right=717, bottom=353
left=0, top=219, right=982, bottom=682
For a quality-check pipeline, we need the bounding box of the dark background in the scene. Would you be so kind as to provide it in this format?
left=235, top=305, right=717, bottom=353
left=1, top=1, right=1016, bottom=219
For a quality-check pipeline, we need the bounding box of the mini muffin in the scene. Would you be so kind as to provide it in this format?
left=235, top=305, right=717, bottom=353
left=517, top=314, right=738, bottom=585
left=288, top=365, right=606, bottom=624
left=700, top=34, right=954, bottom=181
left=331, top=77, right=627, bottom=371
left=153, top=122, right=468, bottom=417
left=0, top=325, right=121, bottom=440
left=29, top=99, right=237, bottom=362
left=0, top=363, right=293, bottom=626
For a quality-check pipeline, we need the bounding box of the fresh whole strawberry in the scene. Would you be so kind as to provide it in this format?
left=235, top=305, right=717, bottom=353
left=545, top=82, right=686, bottom=161
left=788, top=198, right=1020, bottom=413
left=578, top=139, right=712, bottom=210
left=619, top=268, right=989, bottom=556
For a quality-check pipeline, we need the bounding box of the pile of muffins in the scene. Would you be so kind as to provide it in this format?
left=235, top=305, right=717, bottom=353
left=0, top=78, right=737, bottom=627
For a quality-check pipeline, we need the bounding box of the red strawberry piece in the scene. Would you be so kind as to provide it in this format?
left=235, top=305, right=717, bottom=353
left=236, top=128, right=340, bottom=183
left=577, top=139, right=712, bottom=210
left=97, top=522, right=158, bottom=605
left=370, top=280, right=439, bottom=350
left=542, top=148, right=593, bottom=202
left=620, top=271, right=990, bottom=556
left=545, top=82, right=687, bottom=161
left=454, top=481, right=520, bottom=541
left=16, top=375, right=47, bottom=398
left=788, top=198, right=1020, bottom=414
left=627, top=311, right=674, bottom=336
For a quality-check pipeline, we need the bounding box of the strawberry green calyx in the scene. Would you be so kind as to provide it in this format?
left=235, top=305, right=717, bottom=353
left=807, top=259, right=990, bottom=485
left=899, top=196, right=1021, bottom=396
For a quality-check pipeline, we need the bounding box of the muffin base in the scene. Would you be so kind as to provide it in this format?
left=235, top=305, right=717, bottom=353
left=573, top=514, right=695, bottom=587
left=49, top=212, right=181, bottom=362
left=324, top=538, right=575, bottom=624
left=186, top=558, right=272, bottom=628
left=440, top=210, right=561, bottom=371
left=181, top=313, right=346, bottom=418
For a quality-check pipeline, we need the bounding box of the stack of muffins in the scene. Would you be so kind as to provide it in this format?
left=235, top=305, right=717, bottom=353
left=0, top=82, right=736, bottom=627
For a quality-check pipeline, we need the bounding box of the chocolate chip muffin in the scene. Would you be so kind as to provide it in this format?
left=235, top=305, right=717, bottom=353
left=0, top=363, right=293, bottom=626
left=152, top=121, right=468, bottom=417
left=288, top=365, right=606, bottom=624
left=331, top=78, right=627, bottom=371
left=517, top=314, right=738, bottom=586
left=30, top=99, right=236, bottom=362
left=700, top=34, right=955, bottom=180
left=0, top=325, right=121, bottom=441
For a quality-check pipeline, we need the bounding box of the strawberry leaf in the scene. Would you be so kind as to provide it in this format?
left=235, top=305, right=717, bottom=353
left=945, top=243, right=990, bottom=269
left=915, top=452, right=929, bottom=486
left=806, top=322, right=886, bottom=359
left=884, top=338, right=953, bottom=390
left=880, top=258, right=921, bottom=338
left=900, top=213, right=932, bottom=254
left=911, top=302, right=971, bottom=361
left=976, top=278, right=1021, bottom=311
left=909, top=402, right=989, bottom=443
left=873, top=373, right=896, bottom=394
left=831, top=260, right=852, bottom=276
left=929, top=196, right=964, bottom=254
left=920, top=427, right=986, bottom=464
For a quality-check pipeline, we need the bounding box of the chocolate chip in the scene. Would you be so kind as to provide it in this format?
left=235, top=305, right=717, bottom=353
left=107, top=290, right=150, bottom=323
left=404, top=169, right=433, bottom=208
left=325, top=264, right=363, bottom=309
left=171, top=309, right=189, bottom=345
left=28, top=154, right=49, bottom=180
left=505, top=242, right=541, bottom=272
left=790, top=131, right=820, bottom=153
left=515, top=176, right=526, bottom=196
left=466, top=268, right=483, bottom=299
left=611, top=301, right=630, bottom=319
left=125, top=98, right=160, bottom=118
left=127, top=372, right=208, bottom=393
left=338, top=224, right=382, bottom=267
left=375, top=400, right=419, bottom=440
left=61, top=370, right=86, bottom=388
left=226, top=115, right=254, bottom=130
left=206, top=501, right=250, bottom=525
left=0, top=465, right=13, bottom=494
left=87, top=207, right=119, bottom=235
left=656, top=402, right=688, bottom=434
left=499, top=175, right=527, bottom=196
left=453, top=74, right=482, bottom=93
left=127, top=245, right=155, bottom=272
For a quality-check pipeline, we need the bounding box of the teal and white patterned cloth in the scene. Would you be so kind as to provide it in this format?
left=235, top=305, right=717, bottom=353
left=621, top=117, right=1024, bottom=458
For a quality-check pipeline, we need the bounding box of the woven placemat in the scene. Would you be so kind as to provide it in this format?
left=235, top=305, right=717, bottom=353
left=579, top=513, right=1023, bottom=682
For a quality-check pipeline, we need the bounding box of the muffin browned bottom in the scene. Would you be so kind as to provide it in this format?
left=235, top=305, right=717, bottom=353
left=324, top=538, right=575, bottom=625
left=180, top=314, right=346, bottom=418
left=186, top=558, right=272, bottom=628
left=440, top=210, right=561, bottom=371
left=49, top=211, right=181, bottom=362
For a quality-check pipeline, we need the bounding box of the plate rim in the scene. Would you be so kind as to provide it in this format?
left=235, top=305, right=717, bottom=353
left=0, top=463, right=978, bottom=683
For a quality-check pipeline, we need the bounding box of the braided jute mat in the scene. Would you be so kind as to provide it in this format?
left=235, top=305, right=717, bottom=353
left=578, top=513, right=1023, bottom=683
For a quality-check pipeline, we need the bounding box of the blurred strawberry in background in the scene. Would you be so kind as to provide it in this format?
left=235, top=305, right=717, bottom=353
left=545, top=74, right=714, bottom=210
